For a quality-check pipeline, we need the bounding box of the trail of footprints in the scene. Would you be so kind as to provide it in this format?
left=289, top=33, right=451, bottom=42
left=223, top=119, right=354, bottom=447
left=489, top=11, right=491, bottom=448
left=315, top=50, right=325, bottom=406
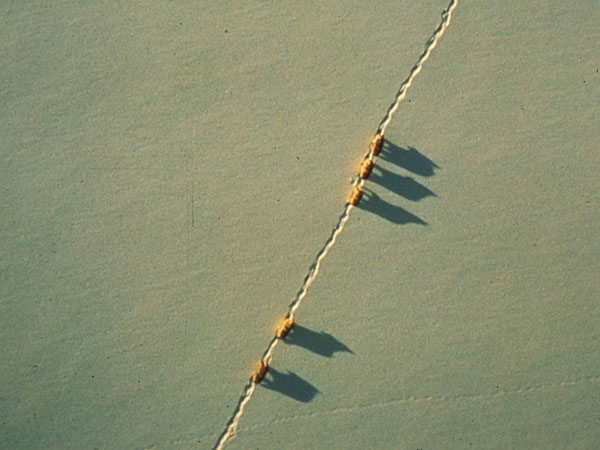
left=252, top=132, right=383, bottom=383
left=215, top=1, right=458, bottom=448
left=214, top=134, right=384, bottom=450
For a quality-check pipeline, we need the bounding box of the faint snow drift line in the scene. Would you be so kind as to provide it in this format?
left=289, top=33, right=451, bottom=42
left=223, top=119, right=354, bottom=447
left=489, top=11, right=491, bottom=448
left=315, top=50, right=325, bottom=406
left=196, top=373, right=600, bottom=445
left=238, top=374, right=600, bottom=435
left=214, top=1, right=459, bottom=448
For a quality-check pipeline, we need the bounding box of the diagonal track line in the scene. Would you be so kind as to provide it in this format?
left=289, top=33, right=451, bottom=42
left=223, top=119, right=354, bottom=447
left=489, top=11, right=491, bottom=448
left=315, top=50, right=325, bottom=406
left=214, top=1, right=459, bottom=448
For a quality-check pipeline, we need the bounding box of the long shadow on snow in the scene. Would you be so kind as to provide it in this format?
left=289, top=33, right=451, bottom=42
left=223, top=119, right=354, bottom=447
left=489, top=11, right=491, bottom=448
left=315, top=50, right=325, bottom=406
left=283, top=324, right=354, bottom=358
left=369, top=166, right=436, bottom=201
left=379, top=141, right=439, bottom=177
left=357, top=140, right=438, bottom=225
left=359, top=189, right=427, bottom=225
left=261, top=367, right=319, bottom=403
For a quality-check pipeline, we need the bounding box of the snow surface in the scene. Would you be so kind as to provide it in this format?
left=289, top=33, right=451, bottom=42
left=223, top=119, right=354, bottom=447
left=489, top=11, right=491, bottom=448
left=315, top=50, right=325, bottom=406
left=2, top=1, right=598, bottom=449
